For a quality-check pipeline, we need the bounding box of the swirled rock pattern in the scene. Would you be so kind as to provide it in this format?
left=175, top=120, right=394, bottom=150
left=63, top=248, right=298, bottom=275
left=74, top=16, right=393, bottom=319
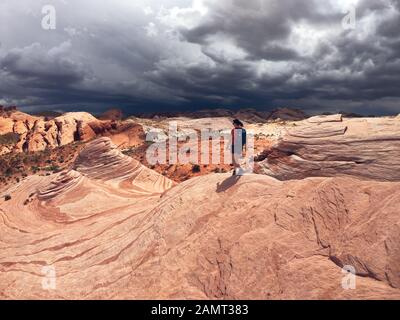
left=0, top=137, right=399, bottom=299
left=74, top=137, right=174, bottom=193
left=256, top=115, right=400, bottom=181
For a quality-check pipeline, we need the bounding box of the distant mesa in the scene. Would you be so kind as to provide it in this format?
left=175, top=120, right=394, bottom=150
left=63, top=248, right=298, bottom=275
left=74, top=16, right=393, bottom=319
left=135, top=107, right=308, bottom=123
left=98, top=108, right=124, bottom=121
left=265, top=107, right=307, bottom=121
left=338, top=111, right=365, bottom=118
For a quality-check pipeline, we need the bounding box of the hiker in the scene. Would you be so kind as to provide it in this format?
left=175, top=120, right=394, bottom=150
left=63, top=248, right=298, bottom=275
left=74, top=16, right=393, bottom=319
left=231, top=119, right=247, bottom=176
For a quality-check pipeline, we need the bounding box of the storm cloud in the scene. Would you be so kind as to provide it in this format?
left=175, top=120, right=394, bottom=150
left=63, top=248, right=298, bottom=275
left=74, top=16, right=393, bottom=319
left=0, top=0, right=399, bottom=115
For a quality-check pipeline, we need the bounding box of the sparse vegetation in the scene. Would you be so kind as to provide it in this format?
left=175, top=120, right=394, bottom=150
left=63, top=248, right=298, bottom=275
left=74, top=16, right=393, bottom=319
left=5, top=167, right=13, bottom=176
left=44, top=165, right=61, bottom=173
left=122, top=147, right=136, bottom=156
left=0, top=143, right=85, bottom=186
left=31, top=166, right=40, bottom=173
left=213, top=167, right=228, bottom=173
left=192, top=164, right=201, bottom=173
left=0, top=133, right=20, bottom=146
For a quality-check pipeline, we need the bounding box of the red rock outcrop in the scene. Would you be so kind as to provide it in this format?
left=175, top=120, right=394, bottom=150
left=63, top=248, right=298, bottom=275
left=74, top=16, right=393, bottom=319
left=256, top=115, right=400, bottom=181
left=0, top=111, right=99, bottom=153
left=53, top=112, right=98, bottom=146
left=0, top=111, right=146, bottom=154
left=88, top=121, right=145, bottom=149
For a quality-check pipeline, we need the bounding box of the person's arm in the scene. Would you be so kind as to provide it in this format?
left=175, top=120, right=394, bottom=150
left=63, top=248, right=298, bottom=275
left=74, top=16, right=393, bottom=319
left=228, top=129, right=234, bottom=150
left=242, top=129, right=247, bottom=154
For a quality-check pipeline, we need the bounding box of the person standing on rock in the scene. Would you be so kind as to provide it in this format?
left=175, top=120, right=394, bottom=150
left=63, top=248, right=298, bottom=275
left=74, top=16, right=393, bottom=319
left=231, top=119, right=247, bottom=176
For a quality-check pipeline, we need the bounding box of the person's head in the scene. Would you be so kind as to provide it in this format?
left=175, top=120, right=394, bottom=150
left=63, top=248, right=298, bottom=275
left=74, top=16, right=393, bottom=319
left=233, top=119, right=244, bottom=128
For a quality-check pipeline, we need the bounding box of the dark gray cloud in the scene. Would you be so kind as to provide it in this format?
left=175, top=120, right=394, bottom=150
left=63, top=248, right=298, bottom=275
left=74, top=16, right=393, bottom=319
left=0, top=0, right=399, bottom=115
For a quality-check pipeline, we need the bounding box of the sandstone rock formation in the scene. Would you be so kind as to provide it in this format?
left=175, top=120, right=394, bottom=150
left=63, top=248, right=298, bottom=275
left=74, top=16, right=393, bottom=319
left=53, top=112, right=98, bottom=146
left=74, top=137, right=174, bottom=193
left=90, top=121, right=145, bottom=149
left=0, top=117, right=15, bottom=134
left=0, top=110, right=145, bottom=154
left=256, top=115, right=400, bottom=181
left=0, top=138, right=399, bottom=299
left=0, top=111, right=98, bottom=153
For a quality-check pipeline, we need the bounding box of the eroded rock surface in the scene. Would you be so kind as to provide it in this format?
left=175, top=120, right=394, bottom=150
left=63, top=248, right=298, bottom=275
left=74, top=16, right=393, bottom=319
left=256, top=115, right=400, bottom=181
left=0, top=111, right=145, bottom=154
left=0, top=138, right=399, bottom=299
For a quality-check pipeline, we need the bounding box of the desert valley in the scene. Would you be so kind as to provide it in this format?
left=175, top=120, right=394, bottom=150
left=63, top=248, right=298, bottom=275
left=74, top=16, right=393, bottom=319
left=0, top=106, right=399, bottom=299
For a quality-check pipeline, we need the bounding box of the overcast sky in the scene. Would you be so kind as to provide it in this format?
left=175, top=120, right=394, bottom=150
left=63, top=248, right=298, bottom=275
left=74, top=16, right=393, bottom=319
left=0, top=0, right=399, bottom=115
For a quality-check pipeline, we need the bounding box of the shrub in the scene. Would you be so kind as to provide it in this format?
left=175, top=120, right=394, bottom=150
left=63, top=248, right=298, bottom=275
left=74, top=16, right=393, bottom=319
left=5, top=167, right=13, bottom=176
left=50, top=165, right=61, bottom=173
left=0, top=133, right=20, bottom=146
left=44, top=165, right=60, bottom=172
left=31, top=166, right=40, bottom=173
left=4, top=194, right=11, bottom=201
left=192, top=164, right=201, bottom=173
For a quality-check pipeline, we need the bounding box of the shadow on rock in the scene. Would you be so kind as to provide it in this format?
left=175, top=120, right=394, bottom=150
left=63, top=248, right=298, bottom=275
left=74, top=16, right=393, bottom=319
left=216, top=175, right=241, bottom=193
